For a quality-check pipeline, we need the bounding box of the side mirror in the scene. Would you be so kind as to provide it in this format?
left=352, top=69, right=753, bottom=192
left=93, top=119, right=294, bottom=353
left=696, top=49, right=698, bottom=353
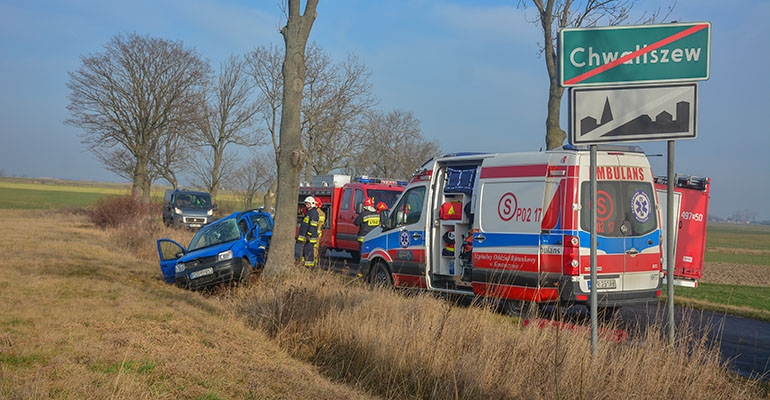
left=380, top=210, right=392, bottom=231
left=355, top=202, right=363, bottom=214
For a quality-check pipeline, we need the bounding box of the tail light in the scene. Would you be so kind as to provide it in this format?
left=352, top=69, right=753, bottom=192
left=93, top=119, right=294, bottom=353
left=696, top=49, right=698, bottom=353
left=563, top=234, right=580, bottom=276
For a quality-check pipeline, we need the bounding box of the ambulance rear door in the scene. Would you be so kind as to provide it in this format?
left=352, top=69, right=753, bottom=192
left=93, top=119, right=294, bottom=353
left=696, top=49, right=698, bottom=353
left=579, top=152, right=661, bottom=294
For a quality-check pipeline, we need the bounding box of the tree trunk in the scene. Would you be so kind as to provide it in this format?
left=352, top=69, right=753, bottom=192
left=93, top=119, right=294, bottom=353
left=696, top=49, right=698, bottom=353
left=263, top=0, right=318, bottom=279
left=545, top=85, right=566, bottom=150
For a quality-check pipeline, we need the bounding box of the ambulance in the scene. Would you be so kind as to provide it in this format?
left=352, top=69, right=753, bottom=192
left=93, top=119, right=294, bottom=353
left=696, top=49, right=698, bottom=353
left=298, top=175, right=406, bottom=260
left=358, top=145, right=664, bottom=311
left=654, top=174, right=711, bottom=288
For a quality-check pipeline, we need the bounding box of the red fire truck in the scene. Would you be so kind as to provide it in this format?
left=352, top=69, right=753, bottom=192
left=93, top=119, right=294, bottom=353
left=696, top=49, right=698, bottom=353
left=654, top=174, right=711, bottom=288
left=298, top=175, right=406, bottom=260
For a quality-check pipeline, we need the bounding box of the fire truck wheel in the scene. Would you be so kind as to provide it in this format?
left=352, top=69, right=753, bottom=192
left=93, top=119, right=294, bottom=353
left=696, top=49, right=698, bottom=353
left=370, top=262, right=393, bottom=289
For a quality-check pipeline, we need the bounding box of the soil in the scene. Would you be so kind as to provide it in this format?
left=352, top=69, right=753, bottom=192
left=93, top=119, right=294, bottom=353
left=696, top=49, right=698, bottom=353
left=700, top=262, right=770, bottom=287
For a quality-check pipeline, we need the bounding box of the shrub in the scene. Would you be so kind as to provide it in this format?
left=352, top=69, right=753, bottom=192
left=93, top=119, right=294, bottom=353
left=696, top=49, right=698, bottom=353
left=87, top=194, right=158, bottom=229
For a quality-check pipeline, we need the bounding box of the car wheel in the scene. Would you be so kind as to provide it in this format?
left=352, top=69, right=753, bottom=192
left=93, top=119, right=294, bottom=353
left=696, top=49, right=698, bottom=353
left=370, top=261, right=393, bottom=289
left=238, top=258, right=252, bottom=283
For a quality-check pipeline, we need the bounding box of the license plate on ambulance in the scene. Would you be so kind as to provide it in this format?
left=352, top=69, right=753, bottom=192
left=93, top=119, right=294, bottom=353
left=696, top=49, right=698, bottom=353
left=190, top=267, right=213, bottom=279
left=588, top=279, right=617, bottom=290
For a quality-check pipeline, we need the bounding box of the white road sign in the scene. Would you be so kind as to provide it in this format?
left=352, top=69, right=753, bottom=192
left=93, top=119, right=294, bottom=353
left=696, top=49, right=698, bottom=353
left=569, top=83, right=697, bottom=144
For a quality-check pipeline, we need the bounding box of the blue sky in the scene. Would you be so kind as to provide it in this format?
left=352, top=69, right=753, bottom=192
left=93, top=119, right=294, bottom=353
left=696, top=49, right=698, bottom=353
left=0, top=0, right=768, bottom=220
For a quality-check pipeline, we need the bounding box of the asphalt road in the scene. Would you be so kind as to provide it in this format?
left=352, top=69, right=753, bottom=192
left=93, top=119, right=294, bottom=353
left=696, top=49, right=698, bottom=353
left=317, top=253, right=770, bottom=381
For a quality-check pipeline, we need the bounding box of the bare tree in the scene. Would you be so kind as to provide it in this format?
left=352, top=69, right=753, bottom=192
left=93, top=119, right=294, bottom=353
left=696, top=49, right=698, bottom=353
left=231, top=152, right=276, bottom=209
left=191, top=55, right=263, bottom=203
left=65, top=32, right=210, bottom=201
left=302, top=43, right=376, bottom=179
left=246, top=44, right=285, bottom=212
left=351, top=109, right=441, bottom=180
left=523, top=0, right=672, bottom=150
left=246, top=43, right=376, bottom=192
left=264, top=0, right=318, bottom=278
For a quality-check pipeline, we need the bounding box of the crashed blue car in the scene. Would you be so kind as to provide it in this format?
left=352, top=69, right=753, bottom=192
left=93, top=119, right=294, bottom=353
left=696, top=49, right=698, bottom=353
left=157, top=209, right=273, bottom=290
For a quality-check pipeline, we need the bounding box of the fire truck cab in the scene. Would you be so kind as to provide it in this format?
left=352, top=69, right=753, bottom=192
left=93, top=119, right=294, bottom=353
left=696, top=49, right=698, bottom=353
left=359, top=145, right=665, bottom=311
left=298, top=175, right=406, bottom=260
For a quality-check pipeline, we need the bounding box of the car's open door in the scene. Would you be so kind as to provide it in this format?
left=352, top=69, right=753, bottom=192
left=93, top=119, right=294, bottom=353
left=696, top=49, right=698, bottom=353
left=157, top=239, right=186, bottom=283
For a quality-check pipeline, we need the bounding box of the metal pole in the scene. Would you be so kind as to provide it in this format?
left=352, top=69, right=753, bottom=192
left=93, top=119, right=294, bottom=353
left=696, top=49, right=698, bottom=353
left=667, top=140, right=676, bottom=344
left=590, top=145, right=598, bottom=355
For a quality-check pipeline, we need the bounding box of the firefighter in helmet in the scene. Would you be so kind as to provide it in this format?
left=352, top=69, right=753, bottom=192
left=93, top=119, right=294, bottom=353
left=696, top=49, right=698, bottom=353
left=313, top=196, right=326, bottom=267
left=354, top=197, right=380, bottom=245
left=296, top=196, right=320, bottom=269
left=376, top=201, right=388, bottom=213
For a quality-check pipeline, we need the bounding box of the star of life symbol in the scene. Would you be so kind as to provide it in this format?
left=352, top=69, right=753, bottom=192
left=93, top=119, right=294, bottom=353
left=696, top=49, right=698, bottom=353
left=631, top=190, right=651, bottom=223
left=399, top=229, right=411, bottom=248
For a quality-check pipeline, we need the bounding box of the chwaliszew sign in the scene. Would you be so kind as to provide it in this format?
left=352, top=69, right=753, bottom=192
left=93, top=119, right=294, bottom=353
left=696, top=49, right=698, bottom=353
left=560, top=22, right=711, bottom=87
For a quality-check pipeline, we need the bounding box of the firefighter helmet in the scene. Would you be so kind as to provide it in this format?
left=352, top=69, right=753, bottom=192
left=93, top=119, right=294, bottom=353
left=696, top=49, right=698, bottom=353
left=314, top=197, right=323, bottom=207
left=363, top=197, right=375, bottom=208
left=304, top=196, right=316, bottom=207
left=376, top=201, right=388, bottom=212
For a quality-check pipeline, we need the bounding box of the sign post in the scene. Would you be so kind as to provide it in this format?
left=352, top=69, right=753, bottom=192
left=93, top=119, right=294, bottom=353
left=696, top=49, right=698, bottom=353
left=560, top=21, right=711, bottom=351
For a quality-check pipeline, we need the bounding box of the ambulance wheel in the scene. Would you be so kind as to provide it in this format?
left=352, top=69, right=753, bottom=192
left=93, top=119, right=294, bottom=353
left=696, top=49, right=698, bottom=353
left=502, top=300, right=540, bottom=319
left=597, top=305, right=621, bottom=321
left=370, top=262, right=393, bottom=289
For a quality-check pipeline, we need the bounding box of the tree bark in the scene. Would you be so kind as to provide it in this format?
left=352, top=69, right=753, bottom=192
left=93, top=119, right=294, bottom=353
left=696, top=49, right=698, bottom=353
left=263, top=0, right=318, bottom=278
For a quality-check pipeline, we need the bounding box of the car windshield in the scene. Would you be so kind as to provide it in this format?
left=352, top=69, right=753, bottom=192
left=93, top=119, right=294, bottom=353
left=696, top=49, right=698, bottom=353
left=187, top=217, right=240, bottom=251
left=367, top=189, right=402, bottom=208
left=176, top=193, right=211, bottom=209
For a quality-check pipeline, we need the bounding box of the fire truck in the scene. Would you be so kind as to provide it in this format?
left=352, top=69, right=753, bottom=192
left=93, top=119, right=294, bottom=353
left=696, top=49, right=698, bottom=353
left=298, top=175, right=406, bottom=260
left=654, top=174, right=711, bottom=288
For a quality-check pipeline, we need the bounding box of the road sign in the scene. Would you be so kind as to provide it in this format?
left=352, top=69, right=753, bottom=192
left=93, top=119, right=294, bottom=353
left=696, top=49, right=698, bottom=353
left=569, top=83, right=697, bottom=144
left=560, top=22, right=711, bottom=87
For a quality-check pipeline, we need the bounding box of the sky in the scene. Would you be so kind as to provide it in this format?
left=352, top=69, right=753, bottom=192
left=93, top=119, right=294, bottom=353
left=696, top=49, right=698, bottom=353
left=0, top=0, right=768, bottom=220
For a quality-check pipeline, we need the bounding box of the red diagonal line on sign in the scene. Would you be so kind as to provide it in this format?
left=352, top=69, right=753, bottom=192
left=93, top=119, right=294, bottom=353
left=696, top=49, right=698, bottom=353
left=564, top=23, right=709, bottom=85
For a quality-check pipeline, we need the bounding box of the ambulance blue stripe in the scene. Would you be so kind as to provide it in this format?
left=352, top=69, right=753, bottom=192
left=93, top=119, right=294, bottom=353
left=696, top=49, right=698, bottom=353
left=473, top=230, right=660, bottom=254
left=474, top=233, right=540, bottom=248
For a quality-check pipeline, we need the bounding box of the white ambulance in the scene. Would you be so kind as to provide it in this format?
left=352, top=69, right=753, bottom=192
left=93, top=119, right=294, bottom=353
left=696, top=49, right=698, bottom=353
left=358, top=145, right=663, bottom=311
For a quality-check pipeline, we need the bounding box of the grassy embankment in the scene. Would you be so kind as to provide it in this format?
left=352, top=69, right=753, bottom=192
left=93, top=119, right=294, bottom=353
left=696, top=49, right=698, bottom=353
left=0, top=177, right=768, bottom=398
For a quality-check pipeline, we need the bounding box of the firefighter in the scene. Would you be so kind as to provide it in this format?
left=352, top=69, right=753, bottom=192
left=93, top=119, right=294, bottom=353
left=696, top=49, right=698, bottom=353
left=313, top=196, right=326, bottom=267
left=354, top=197, right=380, bottom=245
left=376, top=201, right=388, bottom=213
left=296, top=196, right=320, bottom=269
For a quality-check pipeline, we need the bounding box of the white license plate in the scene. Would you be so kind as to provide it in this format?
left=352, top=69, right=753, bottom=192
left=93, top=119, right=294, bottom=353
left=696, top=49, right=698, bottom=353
left=190, top=267, right=213, bottom=279
left=190, top=224, right=202, bottom=228
left=595, top=279, right=617, bottom=289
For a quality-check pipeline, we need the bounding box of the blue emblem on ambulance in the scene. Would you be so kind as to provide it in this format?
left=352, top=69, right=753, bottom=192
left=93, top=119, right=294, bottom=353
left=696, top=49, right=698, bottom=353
left=399, top=229, right=411, bottom=248
left=631, top=190, right=651, bottom=223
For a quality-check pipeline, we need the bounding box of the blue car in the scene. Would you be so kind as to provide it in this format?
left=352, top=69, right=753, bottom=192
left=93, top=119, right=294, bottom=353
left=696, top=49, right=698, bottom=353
left=157, top=209, right=273, bottom=290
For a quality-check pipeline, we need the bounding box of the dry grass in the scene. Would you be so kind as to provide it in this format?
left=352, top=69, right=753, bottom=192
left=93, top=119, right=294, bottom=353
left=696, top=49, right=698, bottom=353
left=0, top=209, right=373, bottom=399
left=239, top=272, right=769, bottom=399
left=1, top=207, right=767, bottom=399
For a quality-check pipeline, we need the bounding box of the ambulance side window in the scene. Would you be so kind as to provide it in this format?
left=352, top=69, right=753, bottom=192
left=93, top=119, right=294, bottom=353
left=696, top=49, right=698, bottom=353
left=391, top=186, right=426, bottom=227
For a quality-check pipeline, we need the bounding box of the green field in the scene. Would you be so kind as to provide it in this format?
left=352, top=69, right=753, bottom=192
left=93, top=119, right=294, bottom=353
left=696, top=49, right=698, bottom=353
left=0, top=178, right=130, bottom=209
